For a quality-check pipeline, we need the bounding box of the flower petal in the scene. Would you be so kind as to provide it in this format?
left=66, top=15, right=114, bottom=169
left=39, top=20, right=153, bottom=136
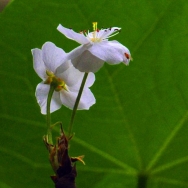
left=96, top=27, right=121, bottom=39
left=56, top=60, right=72, bottom=75
left=42, top=42, right=67, bottom=73
left=60, top=88, right=96, bottom=110
left=67, top=72, right=95, bottom=91
left=35, top=83, right=62, bottom=114
left=57, top=24, right=89, bottom=45
left=71, top=50, right=104, bottom=73
left=66, top=43, right=92, bottom=60
left=57, top=63, right=83, bottom=87
left=88, top=40, right=131, bottom=65
left=31, top=48, right=47, bottom=80
left=77, top=88, right=96, bottom=109
left=85, top=72, right=95, bottom=87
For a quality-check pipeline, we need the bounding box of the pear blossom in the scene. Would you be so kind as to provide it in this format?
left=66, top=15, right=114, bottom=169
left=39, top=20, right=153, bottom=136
left=57, top=22, right=132, bottom=72
left=31, top=42, right=95, bottom=114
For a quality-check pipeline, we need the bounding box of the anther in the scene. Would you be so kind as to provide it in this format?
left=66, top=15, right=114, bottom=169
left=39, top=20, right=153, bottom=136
left=92, top=22, right=98, bottom=31
left=125, top=53, right=130, bottom=59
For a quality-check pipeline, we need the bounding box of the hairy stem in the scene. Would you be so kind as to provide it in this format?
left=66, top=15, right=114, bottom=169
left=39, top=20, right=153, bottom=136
left=46, top=85, right=55, bottom=145
left=68, top=72, right=88, bottom=137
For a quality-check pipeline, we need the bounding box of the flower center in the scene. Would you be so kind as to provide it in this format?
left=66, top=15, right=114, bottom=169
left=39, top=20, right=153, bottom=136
left=90, top=22, right=100, bottom=42
left=81, top=22, right=121, bottom=43
left=44, top=70, right=67, bottom=91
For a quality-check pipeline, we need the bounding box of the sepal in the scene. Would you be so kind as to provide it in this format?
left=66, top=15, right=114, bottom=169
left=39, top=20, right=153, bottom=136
left=43, top=123, right=84, bottom=187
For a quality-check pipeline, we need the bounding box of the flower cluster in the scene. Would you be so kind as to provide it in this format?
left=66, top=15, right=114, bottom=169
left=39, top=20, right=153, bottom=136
left=31, top=22, right=131, bottom=187
left=32, top=22, right=131, bottom=114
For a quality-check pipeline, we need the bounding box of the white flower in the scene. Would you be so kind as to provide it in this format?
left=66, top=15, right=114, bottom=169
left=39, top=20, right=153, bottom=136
left=31, top=42, right=95, bottom=114
left=57, top=22, right=132, bottom=72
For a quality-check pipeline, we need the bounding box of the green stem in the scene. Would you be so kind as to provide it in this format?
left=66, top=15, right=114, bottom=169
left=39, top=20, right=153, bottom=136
left=46, top=85, right=55, bottom=144
left=68, top=72, right=88, bottom=137
left=137, top=173, right=148, bottom=188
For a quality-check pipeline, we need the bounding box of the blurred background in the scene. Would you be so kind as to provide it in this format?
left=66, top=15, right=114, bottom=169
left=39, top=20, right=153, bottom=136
left=0, top=0, right=188, bottom=188
left=0, top=0, right=9, bottom=12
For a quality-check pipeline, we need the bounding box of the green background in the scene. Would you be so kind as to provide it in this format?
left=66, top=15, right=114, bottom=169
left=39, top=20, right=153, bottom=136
left=0, top=0, right=188, bottom=187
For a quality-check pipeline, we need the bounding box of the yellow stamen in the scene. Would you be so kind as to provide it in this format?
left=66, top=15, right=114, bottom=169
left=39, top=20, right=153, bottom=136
left=58, top=80, right=68, bottom=91
left=45, top=71, right=68, bottom=91
left=46, top=70, right=54, bottom=77
left=92, top=22, right=97, bottom=31
left=92, top=22, right=98, bottom=40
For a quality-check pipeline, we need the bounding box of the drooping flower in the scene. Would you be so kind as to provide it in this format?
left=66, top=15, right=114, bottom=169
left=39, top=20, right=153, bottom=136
left=57, top=22, right=132, bottom=72
left=31, top=42, right=95, bottom=114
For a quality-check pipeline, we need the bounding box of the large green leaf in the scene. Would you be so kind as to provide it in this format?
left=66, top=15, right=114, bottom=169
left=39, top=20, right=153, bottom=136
left=0, top=0, right=188, bottom=187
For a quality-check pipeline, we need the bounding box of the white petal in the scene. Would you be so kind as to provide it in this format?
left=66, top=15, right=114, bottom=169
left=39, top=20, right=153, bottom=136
left=85, top=72, right=95, bottom=87
left=31, top=48, right=46, bottom=80
left=109, top=41, right=131, bottom=65
left=60, top=88, right=96, bottom=110
left=42, top=42, right=67, bottom=73
left=68, top=72, right=95, bottom=91
left=66, top=43, right=92, bottom=60
left=88, top=40, right=131, bottom=65
left=57, top=63, right=83, bottom=87
left=57, top=24, right=89, bottom=44
left=56, top=60, right=72, bottom=75
left=71, top=50, right=104, bottom=73
left=97, top=27, right=121, bottom=39
left=77, top=88, right=96, bottom=109
left=35, top=83, right=62, bottom=114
